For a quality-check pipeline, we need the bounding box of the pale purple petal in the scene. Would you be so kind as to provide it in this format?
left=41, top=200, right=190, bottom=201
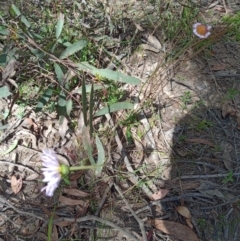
left=40, top=149, right=61, bottom=197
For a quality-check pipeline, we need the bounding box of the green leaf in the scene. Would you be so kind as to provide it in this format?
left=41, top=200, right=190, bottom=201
left=0, top=86, right=11, bottom=98
left=56, top=13, right=64, bottom=39
left=59, top=40, right=87, bottom=59
left=95, top=135, right=105, bottom=177
left=21, top=15, right=31, bottom=28
left=75, top=83, right=107, bottom=94
left=75, top=62, right=140, bottom=85
left=82, top=77, right=87, bottom=126
left=35, top=88, right=53, bottom=112
left=10, top=4, right=21, bottom=17
left=89, top=84, right=94, bottom=138
left=0, top=28, right=9, bottom=35
left=0, top=54, right=7, bottom=66
left=94, top=102, right=134, bottom=117
left=92, top=68, right=140, bottom=85
left=66, top=99, right=73, bottom=116
left=54, top=63, right=64, bottom=84
left=3, top=140, right=18, bottom=155
left=58, top=91, right=66, bottom=107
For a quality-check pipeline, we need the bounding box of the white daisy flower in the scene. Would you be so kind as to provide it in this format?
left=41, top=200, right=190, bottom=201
left=193, top=22, right=212, bottom=39
left=41, top=149, right=66, bottom=197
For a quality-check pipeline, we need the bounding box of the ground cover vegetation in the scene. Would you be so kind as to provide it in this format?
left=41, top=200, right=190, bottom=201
left=1, top=0, right=240, bottom=240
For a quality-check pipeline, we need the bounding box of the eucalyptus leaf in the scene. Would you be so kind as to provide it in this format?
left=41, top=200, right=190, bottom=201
left=66, top=99, right=73, bottom=116
left=10, top=4, right=21, bottom=17
left=21, top=15, right=31, bottom=28
left=59, top=40, right=87, bottom=59
left=54, top=63, right=64, bottom=84
left=94, top=102, right=134, bottom=117
left=56, top=13, right=64, bottom=39
left=35, top=88, right=53, bottom=112
left=58, top=91, right=66, bottom=107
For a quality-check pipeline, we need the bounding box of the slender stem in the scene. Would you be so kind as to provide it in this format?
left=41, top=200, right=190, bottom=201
left=69, top=165, right=101, bottom=171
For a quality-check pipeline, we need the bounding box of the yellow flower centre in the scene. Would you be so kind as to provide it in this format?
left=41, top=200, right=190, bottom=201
left=196, top=25, right=208, bottom=36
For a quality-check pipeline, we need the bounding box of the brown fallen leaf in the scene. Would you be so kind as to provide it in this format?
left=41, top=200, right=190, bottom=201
left=149, top=219, right=199, bottom=241
left=22, top=118, right=38, bottom=132
left=11, top=175, right=23, bottom=194
left=185, top=138, right=215, bottom=147
left=62, top=188, right=89, bottom=197
left=210, top=63, right=229, bottom=71
left=186, top=218, right=193, bottom=229
left=59, top=195, right=88, bottom=206
left=221, top=100, right=235, bottom=118
left=236, top=111, right=240, bottom=129
left=151, top=189, right=169, bottom=200
left=176, top=206, right=191, bottom=219
left=222, top=149, right=234, bottom=171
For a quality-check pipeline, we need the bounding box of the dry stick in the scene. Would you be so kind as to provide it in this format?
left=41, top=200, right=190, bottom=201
left=114, top=183, right=147, bottom=241
left=0, top=196, right=45, bottom=221
left=90, top=181, right=114, bottom=241
left=105, top=113, right=154, bottom=198
left=172, top=172, right=240, bottom=181
left=53, top=215, right=139, bottom=241
left=0, top=160, right=38, bottom=174
left=200, top=194, right=240, bottom=210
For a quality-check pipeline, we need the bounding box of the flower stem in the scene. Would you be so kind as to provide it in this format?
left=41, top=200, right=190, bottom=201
left=69, top=165, right=101, bottom=171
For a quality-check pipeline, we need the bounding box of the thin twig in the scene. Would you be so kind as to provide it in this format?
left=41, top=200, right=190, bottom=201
left=173, top=172, right=240, bottom=181
left=200, top=194, right=240, bottom=210
left=114, top=183, right=147, bottom=241
left=105, top=113, right=154, bottom=198
left=0, top=196, right=45, bottom=221
left=53, top=215, right=139, bottom=241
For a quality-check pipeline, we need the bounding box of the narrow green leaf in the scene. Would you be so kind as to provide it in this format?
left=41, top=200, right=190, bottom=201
left=95, top=135, right=105, bottom=177
left=21, top=15, right=31, bottom=28
left=3, top=140, right=18, bottom=155
left=89, top=84, right=94, bottom=138
left=56, top=13, right=64, bottom=39
left=82, top=77, right=87, bottom=126
left=94, top=102, right=134, bottom=117
left=66, top=99, right=73, bottom=116
left=10, top=4, right=21, bottom=17
left=54, top=63, right=64, bottom=84
left=59, top=40, right=87, bottom=59
left=75, top=62, right=140, bottom=85
left=75, top=83, right=107, bottom=94
left=35, top=88, right=53, bottom=112
left=0, top=86, right=11, bottom=98
left=92, top=68, right=140, bottom=85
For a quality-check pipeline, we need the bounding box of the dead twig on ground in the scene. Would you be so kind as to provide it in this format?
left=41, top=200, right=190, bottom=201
left=53, top=215, right=139, bottom=241
left=114, top=183, right=147, bottom=241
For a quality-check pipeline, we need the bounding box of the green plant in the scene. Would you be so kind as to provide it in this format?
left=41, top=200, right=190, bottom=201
left=226, top=88, right=239, bottom=100
left=181, top=91, right=192, bottom=110
left=222, top=171, right=234, bottom=184
left=223, top=12, right=240, bottom=41
left=196, top=119, right=214, bottom=131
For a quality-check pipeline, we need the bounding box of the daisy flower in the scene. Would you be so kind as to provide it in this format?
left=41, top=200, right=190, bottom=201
left=193, top=22, right=212, bottom=39
left=41, top=149, right=69, bottom=197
